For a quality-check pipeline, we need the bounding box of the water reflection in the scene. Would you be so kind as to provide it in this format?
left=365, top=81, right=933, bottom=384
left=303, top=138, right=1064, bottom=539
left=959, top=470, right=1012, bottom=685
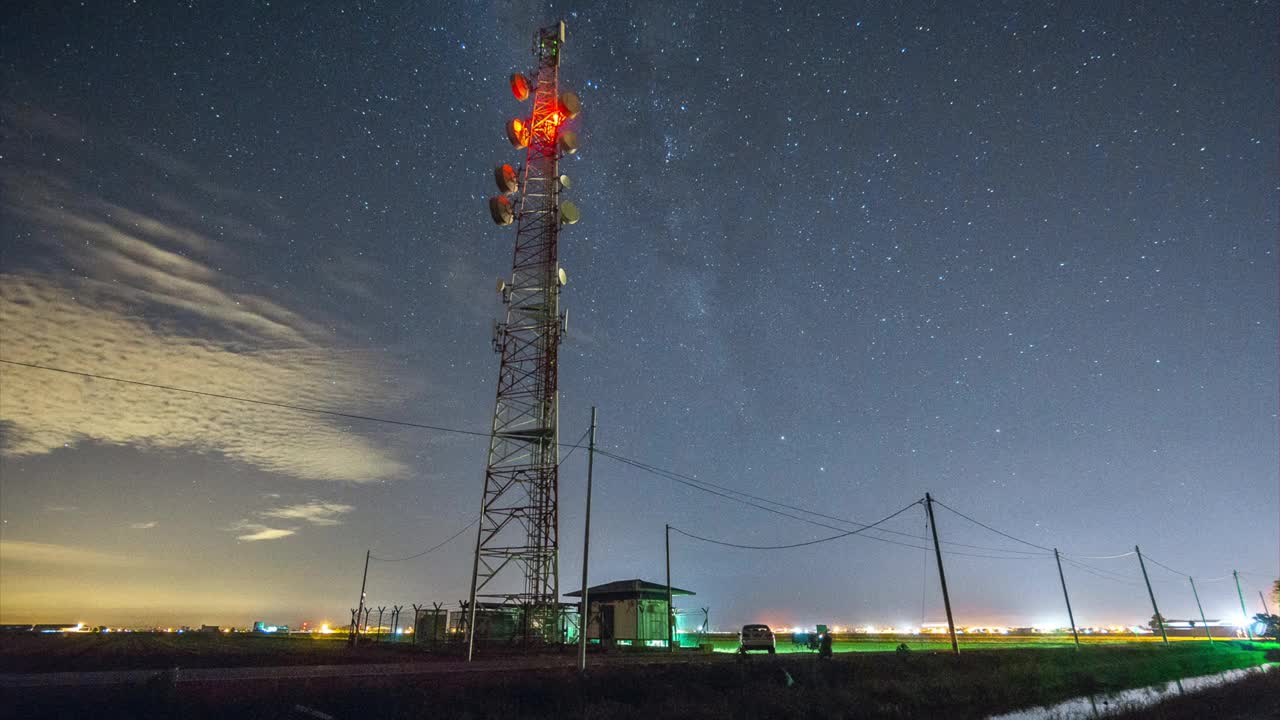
left=987, top=663, right=1274, bottom=719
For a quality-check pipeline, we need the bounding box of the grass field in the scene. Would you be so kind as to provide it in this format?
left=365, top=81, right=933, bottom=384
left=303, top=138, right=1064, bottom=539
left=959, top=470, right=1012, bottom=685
left=2, top=633, right=1276, bottom=719
left=695, top=631, right=1211, bottom=654
left=0, top=630, right=1228, bottom=672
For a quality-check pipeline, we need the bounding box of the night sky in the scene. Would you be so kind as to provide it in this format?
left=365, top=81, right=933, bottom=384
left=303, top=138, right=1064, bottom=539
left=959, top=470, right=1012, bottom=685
left=1, top=1, right=1276, bottom=632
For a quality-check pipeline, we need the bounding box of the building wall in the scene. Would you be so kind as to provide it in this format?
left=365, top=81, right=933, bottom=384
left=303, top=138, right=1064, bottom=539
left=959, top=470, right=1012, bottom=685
left=584, top=598, right=671, bottom=641
left=614, top=599, right=639, bottom=639
left=637, top=599, right=668, bottom=641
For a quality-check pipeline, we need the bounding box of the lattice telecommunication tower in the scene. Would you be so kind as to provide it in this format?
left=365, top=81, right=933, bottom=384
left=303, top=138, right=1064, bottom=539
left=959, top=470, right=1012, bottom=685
left=466, top=20, right=582, bottom=659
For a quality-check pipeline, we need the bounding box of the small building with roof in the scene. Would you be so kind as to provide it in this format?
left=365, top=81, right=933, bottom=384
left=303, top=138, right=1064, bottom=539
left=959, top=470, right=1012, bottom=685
left=565, top=578, right=695, bottom=646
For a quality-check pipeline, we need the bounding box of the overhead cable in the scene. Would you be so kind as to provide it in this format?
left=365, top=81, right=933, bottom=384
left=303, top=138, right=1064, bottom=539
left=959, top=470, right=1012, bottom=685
left=598, top=450, right=1050, bottom=557
left=558, top=424, right=593, bottom=467
left=370, top=517, right=479, bottom=562
left=929, top=497, right=1055, bottom=553
left=600, top=452, right=1038, bottom=559
left=1140, top=553, right=1190, bottom=578
left=1060, top=557, right=1143, bottom=587
left=669, top=500, right=923, bottom=550
left=0, top=358, right=591, bottom=450
left=1064, top=551, right=1137, bottom=561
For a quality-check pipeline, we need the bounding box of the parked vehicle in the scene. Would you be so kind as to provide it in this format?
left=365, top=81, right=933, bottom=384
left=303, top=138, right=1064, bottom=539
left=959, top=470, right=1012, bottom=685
left=738, top=624, right=776, bottom=654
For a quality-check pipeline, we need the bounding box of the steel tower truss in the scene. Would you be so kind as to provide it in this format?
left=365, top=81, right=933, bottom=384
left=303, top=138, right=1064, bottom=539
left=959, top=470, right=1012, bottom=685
left=467, top=23, right=572, bottom=655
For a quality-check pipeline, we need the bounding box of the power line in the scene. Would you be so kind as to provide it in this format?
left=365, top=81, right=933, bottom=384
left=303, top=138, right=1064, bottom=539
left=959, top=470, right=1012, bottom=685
left=0, top=358, right=1112, bottom=562
left=929, top=497, right=1054, bottom=554
left=597, top=450, right=921, bottom=537
left=1141, top=553, right=1190, bottom=578
left=598, top=450, right=1050, bottom=558
left=1194, top=574, right=1235, bottom=584
left=1, top=358, right=494, bottom=437
left=558, top=424, right=593, bottom=468
left=601, top=452, right=1055, bottom=561
left=600, top=451, right=941, bottom=553
left=1064, top=551, right=1137, bottom=561
left=1060, top=557, right=1143, bottom=587
left=669, top=500, right=923, bottom=550
left=370, top=518, right=478, bottom=562
left=931, top=496, right=1161, bottom=564
left=5, top=359, right=1255, bottom=576
left=602, top=452, right=875, bottom=536
left=0, top=358, right=592, bottom=451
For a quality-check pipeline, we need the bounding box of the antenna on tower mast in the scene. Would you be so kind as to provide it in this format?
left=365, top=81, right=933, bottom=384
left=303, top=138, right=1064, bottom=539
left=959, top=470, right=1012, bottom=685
left=468, top=20, right=584, bottom=661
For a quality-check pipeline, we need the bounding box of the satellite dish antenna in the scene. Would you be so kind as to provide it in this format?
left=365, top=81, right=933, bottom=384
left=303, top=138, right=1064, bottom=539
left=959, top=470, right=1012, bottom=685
left=488, top=196, right=514, bottom=226
left=558, top=267, right=568, bottom=286
left=558, top=174, right=571, bottom=190
left=559, top=92, right=582, bottom=119
left=558, top=130, right=579, bottom=155
left=559, top=201, right=580, bottom=225
left=510, top=73, right=531, bottom=102
left=506, top=118, right=530, bottom=148
left=494, top=164, right=518, bottom=194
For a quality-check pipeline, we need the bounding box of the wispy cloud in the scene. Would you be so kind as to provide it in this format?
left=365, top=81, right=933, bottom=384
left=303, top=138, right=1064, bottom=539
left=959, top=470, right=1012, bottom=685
left=44, top=505, right=79, bottom=513
left=0, top=273, right=407, bottom=481
left=228, top=521, right=297, bottom=542
left=0, top=107, right=409, bottom=483
left=0, top=540, right=141, bottom=567
left=128, top=521, right=158, bottom=530
left=259, top=501, right=354, bottom=526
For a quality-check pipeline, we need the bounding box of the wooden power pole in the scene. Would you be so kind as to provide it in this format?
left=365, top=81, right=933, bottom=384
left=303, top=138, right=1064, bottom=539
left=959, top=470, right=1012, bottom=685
left=666, top=524, right=674, bottom=653
left=1053, top=549, right=1080, bottom=650
left=577, top=407, right=597, bottom=672
left=1135, top=546, right=1169, bottom=647
left=924, top=494, right=958, bottom=655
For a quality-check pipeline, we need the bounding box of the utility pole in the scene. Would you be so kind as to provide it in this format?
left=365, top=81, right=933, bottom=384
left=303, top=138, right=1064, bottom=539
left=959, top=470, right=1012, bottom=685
left=666, top=523, right=674, bottom=653
left=578, top=407, right=597, bottom=673
left=353, top=549, right=370, bottom=647
left=1053, top=549, right=1080, bottom=650
left=1260, top=591, right=1272, bottom=616
left=1135, top=546, right=1169, bottom=647
left=924, top=494, right=958, bottom=655
left=1188, top=577, right=1213, bottom=645
left=1234, top=571, right=1254, bottom=641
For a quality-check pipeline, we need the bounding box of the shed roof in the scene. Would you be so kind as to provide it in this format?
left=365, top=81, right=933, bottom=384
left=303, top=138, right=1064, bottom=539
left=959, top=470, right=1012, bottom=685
left=564, top=578, right=695, bottom=599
